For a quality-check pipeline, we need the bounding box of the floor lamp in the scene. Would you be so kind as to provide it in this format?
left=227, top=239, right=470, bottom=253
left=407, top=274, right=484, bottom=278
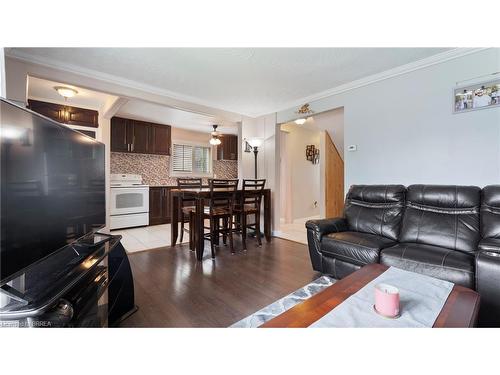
left=246, top=137, right=263, bottom=179
left=244, top=137, right=264, bottom=239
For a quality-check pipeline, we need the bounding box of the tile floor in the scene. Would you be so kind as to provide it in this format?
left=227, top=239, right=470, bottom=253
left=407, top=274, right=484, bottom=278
left=274, top=216, right=320, bottom=244
left=115, top=216, right=316, bottom=252
left=111, top=223, right=189, bottom=253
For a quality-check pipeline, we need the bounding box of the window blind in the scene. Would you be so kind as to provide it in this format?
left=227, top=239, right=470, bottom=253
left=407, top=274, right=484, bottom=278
left=172, top=144, right=193, bottom=172
left=193, top=146, right=210, bottom=173
left=172, top=143, right=210, bottom=174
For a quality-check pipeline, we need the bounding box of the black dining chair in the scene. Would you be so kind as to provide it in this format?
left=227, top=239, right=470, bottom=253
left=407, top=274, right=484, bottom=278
left=234, top=179, right=266, bottom=250
left=177, top=178, right=202, bottom=248
left=203, top=179, right=238, bottom=258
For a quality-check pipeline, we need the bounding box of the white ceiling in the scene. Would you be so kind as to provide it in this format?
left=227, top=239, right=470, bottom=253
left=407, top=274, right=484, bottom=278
left=28, top=76, right=118, bottom=110
left=117, top=99, right=238, bottom=134
left=27, top=76, right=237, bottom=134
left=13, top=48, right=451, bottom=117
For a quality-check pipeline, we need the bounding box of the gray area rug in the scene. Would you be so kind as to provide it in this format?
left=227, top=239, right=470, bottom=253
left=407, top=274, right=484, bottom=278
left=230, top=275, right=336, bottom=328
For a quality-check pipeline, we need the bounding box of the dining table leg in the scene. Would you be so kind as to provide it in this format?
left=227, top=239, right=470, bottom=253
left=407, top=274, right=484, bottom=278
left=195, top=197, right=205, bottom=261
left=263, top=189, right=271, bottom=242
left=171, top=194, right=179, bottom=246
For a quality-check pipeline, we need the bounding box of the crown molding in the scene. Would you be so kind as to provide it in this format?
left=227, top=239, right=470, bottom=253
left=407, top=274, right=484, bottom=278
left=264, top=48, right=490, bottom=118
left=6, top=48, right=489, bottom=119
left=5, top=48, right=246, bottom=119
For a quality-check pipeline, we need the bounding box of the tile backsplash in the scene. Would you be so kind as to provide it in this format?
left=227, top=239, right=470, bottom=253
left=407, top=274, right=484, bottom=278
left=213, top=160, right=239, bottom=180
left=110, top=152, right=238, bottom=186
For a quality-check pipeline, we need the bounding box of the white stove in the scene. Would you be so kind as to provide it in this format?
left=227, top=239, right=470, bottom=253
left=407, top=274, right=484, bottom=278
left=110, top=174, right=149, bottom=230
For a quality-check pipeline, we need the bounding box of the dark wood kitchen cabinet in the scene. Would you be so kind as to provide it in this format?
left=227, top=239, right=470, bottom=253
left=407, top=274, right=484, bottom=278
left=110, top=117, right=130, bottom=152
left=149, top=123, right=171, bottom=155
left=149, top=187, right=171, bottom=225
left=216, top=134, right=238, bottom=160
left=130, top=119, right=150, bottom=154
left=28, top=99, right=99, bottom=128
left=111, top=117, right=171, bottom=155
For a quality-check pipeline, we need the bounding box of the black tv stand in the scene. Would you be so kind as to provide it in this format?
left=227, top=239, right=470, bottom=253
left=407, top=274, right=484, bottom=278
left=0, top=234, right=136, bottom=327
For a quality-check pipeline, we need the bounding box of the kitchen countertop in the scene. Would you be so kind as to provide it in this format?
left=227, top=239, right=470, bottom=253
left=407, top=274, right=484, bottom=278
left=149, top=185, right=211, bottom=188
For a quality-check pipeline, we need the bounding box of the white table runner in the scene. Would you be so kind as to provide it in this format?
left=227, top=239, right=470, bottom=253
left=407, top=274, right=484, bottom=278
left=310, top=267, right=454, bottom=328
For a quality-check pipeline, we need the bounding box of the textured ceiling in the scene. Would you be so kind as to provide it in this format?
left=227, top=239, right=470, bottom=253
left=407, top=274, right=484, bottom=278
left=28, top=76, right=118, bottom=110
left=117, top=100, right=238, bottom=134
left=27, top=76, right=237, bottom=133
left=14, top=48, right=451, bottom=116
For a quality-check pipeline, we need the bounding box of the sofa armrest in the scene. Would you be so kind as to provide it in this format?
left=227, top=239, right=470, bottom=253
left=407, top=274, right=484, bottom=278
left=478, top=238, right=500, bottom=253
left=305, top=217, right=348, bottom=240
left=476, top=239, right=500, bottom=327
left=305, top=218, right=348, bottom=272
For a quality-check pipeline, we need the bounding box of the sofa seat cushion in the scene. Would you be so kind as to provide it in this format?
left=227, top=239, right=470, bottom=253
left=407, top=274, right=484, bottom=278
left=321, top=231, right=396, bottom=266
left=380, top=243, right=475, bottom=288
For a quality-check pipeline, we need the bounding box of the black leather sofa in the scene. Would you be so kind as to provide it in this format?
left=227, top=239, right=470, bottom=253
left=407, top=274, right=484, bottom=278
left=306, top=184, right=500, bottom=326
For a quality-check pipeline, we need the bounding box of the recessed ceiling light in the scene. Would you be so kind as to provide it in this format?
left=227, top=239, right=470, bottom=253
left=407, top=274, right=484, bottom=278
left=54, top=86, right=78, bottom=99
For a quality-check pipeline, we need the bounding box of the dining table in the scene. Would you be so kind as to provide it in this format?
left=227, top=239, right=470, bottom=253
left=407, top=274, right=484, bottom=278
left=170, top=188, right=272, bottom=261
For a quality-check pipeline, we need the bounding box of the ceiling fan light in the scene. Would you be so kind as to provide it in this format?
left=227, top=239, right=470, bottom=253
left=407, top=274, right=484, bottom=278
left=209, top=124, right=222, bottom=145
left=210, top=137, right=221, bottom=146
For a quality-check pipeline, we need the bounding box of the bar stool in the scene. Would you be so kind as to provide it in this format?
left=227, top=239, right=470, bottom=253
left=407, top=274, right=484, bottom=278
left=203, top=179, right=238, bottom=259
left=234, top=179, right=266, bottom=250
left=177, top=178, right=202, bottom=249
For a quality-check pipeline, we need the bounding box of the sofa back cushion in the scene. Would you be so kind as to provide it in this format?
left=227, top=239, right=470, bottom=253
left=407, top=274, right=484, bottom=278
left=400, top=185, right=481, bottom=252
left=481, top=185, right=500, bottom=240
left=344, top=185, right=406, bottom=241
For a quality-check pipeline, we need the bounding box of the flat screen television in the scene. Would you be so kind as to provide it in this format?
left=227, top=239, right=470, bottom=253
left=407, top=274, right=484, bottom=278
left=0, top=98, right=106, bottom=285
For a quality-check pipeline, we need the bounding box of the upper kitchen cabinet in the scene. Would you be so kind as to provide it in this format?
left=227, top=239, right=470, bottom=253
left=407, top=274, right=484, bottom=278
left=130, top=119, right=150, bottom=154
left=216, top=134, right=238, bottom=160
left=110, top=117, right=130, bottom=152
left=111, top=116, right=171, bottom=155
left=28, top=99, right=99, bottom=128
left=149, top=123, right=171, bottom=155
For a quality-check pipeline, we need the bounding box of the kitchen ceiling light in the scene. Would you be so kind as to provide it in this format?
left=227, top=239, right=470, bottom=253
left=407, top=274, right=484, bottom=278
left=294, top=118, right=307, bottom=125
left=54, top=86, right=78, bottom=99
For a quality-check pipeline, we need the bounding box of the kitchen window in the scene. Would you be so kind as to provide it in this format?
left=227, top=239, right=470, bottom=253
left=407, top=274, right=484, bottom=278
left=172, top=142, right=211, bottom=175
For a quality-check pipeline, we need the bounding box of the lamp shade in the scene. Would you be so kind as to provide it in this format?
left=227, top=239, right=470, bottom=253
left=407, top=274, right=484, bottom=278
left=247, top=137, right=263, bottom=148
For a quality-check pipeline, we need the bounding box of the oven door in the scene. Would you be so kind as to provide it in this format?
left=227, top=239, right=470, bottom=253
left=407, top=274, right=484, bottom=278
left=110, top=187, right=149, bottom=216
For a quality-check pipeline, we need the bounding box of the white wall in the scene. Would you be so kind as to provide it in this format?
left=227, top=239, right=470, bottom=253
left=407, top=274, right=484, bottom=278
left=277, top=48, right=500, bottom=188
left=240, top=113, right=278, bottom=230
left=99, top=116, right=111, bottom=230
left=280, top=123, right=321, bottom=220
left=0, top=48, right=5, bottom=97
left=4, top=56, right=27, bottom=104
left=241, top=113, right=277, bottom=180
left=307, top=107, right=344, bottom=159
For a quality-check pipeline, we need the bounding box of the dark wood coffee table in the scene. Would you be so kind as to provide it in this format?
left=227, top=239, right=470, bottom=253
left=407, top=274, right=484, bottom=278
left=261, top=264, right=480, bottom=328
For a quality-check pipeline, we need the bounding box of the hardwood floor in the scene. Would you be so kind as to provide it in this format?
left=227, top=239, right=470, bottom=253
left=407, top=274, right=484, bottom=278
left=119, top=237, right=319, bottom=327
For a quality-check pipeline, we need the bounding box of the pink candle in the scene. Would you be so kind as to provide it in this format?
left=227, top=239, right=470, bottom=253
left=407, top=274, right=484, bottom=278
left=374, top=283, right=400, bottom=318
